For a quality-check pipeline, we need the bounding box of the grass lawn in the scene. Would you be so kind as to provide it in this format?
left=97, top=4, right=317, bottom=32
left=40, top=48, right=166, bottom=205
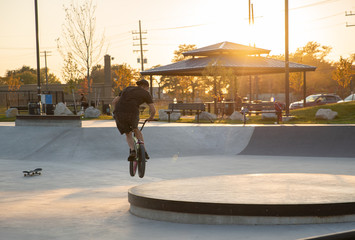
left=287, top=101, right=355, bottom=124
left=1, top=102, right=354, bottom=124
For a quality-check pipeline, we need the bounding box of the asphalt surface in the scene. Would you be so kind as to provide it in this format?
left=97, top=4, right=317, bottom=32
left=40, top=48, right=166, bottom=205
left=0, top=120, right=354, bottom=240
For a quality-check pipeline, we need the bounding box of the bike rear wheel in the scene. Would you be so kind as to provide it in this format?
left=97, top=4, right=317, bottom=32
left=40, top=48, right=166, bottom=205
left=137, top=144, right=146, bottom=178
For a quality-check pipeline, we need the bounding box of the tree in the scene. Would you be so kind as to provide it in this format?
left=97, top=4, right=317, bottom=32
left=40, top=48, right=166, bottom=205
left=1, top=66, right=59, bottom=85
left=113, top=64, right=132, bottom=94
left=91, top=64, right=104, bottom=84
left=160, top=44, right=203, bottom=102
left=7, top=74, right=22, bottom=91
left=57, top=0, right=105, bottom=103
left=267, top=41, right=336, bottom=100
left=172, top=44, right=196, bottom=63
left=295, top=41, right=331, bottom=62
left=62, top=52, right=81, bottom=94
left=160, top=76, right=181, bottom=99
left=202, top=60, right=234, bottom=111
left=290, top=42, right=334, bottom=94
left=77, top=77, right=92, bottom=96
left=6, top=66, right=36, bottom=77
left=5, top=66, right=36, bottom=84
left=40, top=69, right=60, bottom=85
left=289, top=72, right=303, bottom=97
left=0, top=77, right=5, bottom=85
left=332, top=55, right=354, bottom=98
left=14, top=71, right=36, bottom=85
left=112, top=64, right=138, bottom=95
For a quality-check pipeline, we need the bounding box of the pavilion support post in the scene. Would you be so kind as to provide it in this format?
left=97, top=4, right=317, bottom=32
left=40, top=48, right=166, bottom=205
left=214, top=78, right=217, bottom=115
left=249, top=75, right=252, bottom=103
left=149, top=75, right=153, bottom=97
left=233, top=76, right=237, bottom=110
left=303, top=72, right=307, bottom=108
left=255, top=75, right=259, bottom=100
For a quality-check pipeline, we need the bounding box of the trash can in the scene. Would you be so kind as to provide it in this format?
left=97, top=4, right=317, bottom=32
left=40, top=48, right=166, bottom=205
left=102, top=104, right=111, bottom=115
left=225, top=103, right=234, bottom=115
left=28, top=102, right=41, bottom=115
left=45, top=104, right=54, bottom=115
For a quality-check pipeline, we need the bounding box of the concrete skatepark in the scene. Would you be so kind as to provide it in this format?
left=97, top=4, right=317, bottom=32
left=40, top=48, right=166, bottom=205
left=1, top=120, right=355, bottom=239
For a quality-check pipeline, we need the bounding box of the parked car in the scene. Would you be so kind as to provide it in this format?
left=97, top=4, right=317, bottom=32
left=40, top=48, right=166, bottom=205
left=337, top=93, right=355, bottom=103
left=289, top=94, right=342, bottom=110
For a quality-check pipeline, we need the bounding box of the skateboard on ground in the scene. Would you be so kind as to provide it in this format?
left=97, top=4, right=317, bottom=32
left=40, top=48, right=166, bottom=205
left=23, top=168, right=42, bottom=176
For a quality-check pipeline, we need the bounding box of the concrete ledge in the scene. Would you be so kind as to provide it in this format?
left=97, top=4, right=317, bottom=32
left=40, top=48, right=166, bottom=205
left=15, top=115, right=82, bottom=127
left=130, top=206, right=355, bottom=225
left=128, top=174, right=355, bottom=225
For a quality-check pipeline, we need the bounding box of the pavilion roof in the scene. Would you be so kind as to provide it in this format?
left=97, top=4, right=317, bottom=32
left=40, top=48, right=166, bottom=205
left=182, top=41, right=271, bottom=57
left=141, top=54, right=316, bottom=76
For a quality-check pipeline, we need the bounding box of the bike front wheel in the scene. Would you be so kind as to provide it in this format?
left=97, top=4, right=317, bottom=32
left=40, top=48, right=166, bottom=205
left=137, top=144, right=146, bottom=178
left=129, top=160, right=138, bottom=177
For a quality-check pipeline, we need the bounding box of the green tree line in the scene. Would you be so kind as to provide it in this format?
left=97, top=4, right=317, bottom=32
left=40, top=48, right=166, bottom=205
left=0, top=66, right=60, bottom=90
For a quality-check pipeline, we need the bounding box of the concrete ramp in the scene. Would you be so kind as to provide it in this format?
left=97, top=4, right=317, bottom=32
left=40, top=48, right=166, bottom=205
left=1, top=124, right=354, bottom=161
left=239, top=126, right=355, bottom=158
left=0, top=125, right=254, bottom=161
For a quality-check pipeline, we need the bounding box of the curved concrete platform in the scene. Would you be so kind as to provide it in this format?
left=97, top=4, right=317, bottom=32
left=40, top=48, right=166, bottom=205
left=129, top=174, right=355, bottom=225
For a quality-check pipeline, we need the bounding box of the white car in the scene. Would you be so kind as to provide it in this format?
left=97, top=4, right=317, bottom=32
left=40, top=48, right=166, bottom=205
left=338, top=93, right=355, bottom=103
left=290, top=94, right=342, bottom=110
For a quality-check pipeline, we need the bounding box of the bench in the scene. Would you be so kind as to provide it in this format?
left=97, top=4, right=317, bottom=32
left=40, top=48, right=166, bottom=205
left=241, top=109, right=283, bottom=125
left=242, top=102, right=275, bottom=114
left=166, top=103, right=206, bottom=123
left=10, top=106, right=29, bottom=113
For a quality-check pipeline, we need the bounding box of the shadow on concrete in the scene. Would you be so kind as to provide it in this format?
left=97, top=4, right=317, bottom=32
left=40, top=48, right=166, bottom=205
left=239, top=126, right=355, bottom=158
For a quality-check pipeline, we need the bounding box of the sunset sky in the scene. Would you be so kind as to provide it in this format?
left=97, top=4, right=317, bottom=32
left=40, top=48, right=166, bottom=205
left=0, top=0, right=354, bottom=80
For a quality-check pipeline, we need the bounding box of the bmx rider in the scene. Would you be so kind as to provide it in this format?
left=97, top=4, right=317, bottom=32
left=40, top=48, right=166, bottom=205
left=112, top=79, right=156, bottom=161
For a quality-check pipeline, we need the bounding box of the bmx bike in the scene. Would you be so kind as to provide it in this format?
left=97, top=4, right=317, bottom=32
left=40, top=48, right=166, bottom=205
left=129, top=119, right=154, bottom=178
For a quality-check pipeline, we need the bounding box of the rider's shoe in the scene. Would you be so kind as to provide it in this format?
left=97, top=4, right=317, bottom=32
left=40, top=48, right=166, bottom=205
left=128, top=150, right=136, bottom=161
left=145, top=151, right=150, bottom=160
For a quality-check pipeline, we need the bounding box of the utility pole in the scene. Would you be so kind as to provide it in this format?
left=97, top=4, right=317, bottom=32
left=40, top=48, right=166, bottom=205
left=285, top=0, right=290, bottom=115
left=41, top=51, right=52, bottom=88
left=248, top=0, right=257, bottom=103
left=132, top=20, right=148, bottom=71
left=34, top=0, right=41, bottom=103
left=249, top=0, right=251, bottom=25
left=345, top=11, right=355, bottom=27
left=248, top=0, right=252, bottom=103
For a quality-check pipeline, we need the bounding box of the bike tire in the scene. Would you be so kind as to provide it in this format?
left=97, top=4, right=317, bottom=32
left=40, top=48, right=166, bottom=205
left=129, top=160, right=137, bottom=177
left=129, top=145, right=138, bottom=177
left=137, top=144, right=146, bottom=178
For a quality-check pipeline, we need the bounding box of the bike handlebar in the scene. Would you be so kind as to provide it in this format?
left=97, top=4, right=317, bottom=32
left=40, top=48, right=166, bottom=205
left=139, top=119, right=158, bottom=131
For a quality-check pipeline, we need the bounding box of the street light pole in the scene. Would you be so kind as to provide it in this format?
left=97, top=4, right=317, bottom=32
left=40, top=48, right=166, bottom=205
left=285, top=0, right=290, bottom=115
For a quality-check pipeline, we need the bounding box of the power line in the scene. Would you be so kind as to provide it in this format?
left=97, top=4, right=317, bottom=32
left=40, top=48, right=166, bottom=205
left=290, top=0, right=340, bottom=11
left=313, top=11, right=343, bottom=21
left=149, top=23, right=207, bottom=31
left=345, top=11, right=355, bottom=27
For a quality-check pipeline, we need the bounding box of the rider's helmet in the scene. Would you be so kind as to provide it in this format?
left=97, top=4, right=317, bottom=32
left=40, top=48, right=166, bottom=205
left=136, top=79, right=149, bottom=87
